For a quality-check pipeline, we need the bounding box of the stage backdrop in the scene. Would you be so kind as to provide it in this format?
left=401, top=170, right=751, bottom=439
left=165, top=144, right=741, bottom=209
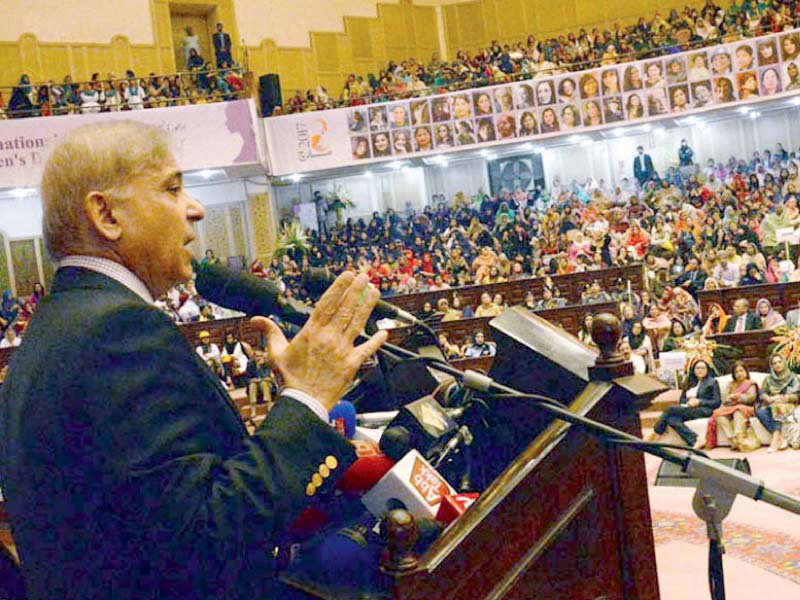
left=263, top=29, right=800, bottom=176
left=0, top=99, right=265, bottom=189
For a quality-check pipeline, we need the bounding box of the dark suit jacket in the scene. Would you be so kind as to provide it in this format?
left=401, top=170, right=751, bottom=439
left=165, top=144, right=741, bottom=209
left=213, top=31, right=232, bottom=54
left=722, top=311, right=762, bottom=333
left=633, top=154, right=655, bottom=183
left=0, top=267, right=355, bottom=599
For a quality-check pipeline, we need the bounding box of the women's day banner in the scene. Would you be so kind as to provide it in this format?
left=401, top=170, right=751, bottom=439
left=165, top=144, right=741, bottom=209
left=0, top=99, right=264, bottom=189
left=264, top=29, right=800, bottom=176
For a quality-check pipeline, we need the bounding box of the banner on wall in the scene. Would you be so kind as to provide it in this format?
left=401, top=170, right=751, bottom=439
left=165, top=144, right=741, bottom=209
left=0, top=99, right=265, bottom=189
left=263, top=29, right=800, bottom=176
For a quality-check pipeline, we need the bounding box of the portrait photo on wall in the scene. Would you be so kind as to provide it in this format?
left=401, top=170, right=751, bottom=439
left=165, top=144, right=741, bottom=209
left=514, top=83, right=536, bottom=109
left=495, top=113, right=517, bottom=139
left=734, top=43, right=755, bottom=72
left=736, top=71, right=760, bottom=100
left=539, top=106, right=560, bottom=133
left=558, top=76, right=579, bottom=102
left=579, top=72, right=600, bottom=98
left=451, top=93, right=473, bottom=120
left=473, top=91, right=494, bottom=116
left=493, top=86, right=515, bottom=113
left=688, top=52, right=711, bottom=80
left=601, top=67, right=622, bottom=96
left=431, top=97, right=451, bottom=122
left=535, top=80, right=556, bottom=106
left=757, top=38, right=779, bottom=66
left=582, top=100, right=603, bottom=126
left=475, top=117, right=496, bottom=142
left=622, top=64, right=644, bottom=91
left=669, top=85, right=691, bottom=113
left=644, top=60, right=666, bottom=88
left=347, top=108, right=368, bottom=133
left=351, top=136, right=371, bottom=160
left=517, top=110, right=538, bottom=136
left=603, top=96, right=624, bottom=122
left=412, top=126, right=434, bottom=152
left=645, top=86, right=669, bottom=115
left=388, top=103, right=410, bottom=128
left=711, top=49, right=733, bottom=76
left=713, top=76, right=736, bottom=103
left=434, top=123, right=455, bottom=148
left=391, top=129, right=413, bottom=154
left=784, top=61, right=800, bottom=91
left=781, top=32, right=800, bottom=62
left=666, top=57, right=688, bottom=84
left=760, top=66, right=782, bottom=96
left=624, top=92, right=645, bottom=119
left=371, top=131, right=392, bottom=157
left=560, top=103, right=582, bottom=129
left=455, top=120, right=477, bottom=145
left=690, top=80, right=715, bottom=107
left=369, top=106, right=388, bottom=131
left=410, top=99, right=431, bottom=126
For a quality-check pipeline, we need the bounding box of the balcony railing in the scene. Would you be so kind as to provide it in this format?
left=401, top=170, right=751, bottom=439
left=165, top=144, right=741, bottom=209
left=0, top=67, right=249, bottom=119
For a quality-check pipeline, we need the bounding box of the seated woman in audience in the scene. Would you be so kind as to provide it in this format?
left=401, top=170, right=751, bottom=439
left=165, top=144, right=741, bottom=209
left=648, top=359, right=721, bottom=449
left=577, top=313, right=596, bottom=348
left=642, top=304, right=672, bottom=349
left=739, top=262, right=766, bottom=286
left=453, top=295, right=475, bottom=319
left=756, top=298, right=786, bottom=330
left=628, top=321, right=654, bottom=373
left=758, top=352, right=799, bottom=452
left=439, top=298, right=462, bottom=322
left=221, top=332, right=249, bottom=374
left=463, top=331, right=496, bottom=358
left=701, top=302, right=729, bottom=336
left=710, top=361, right=759, bottom=451
left=475, top=292, right=503, bottom=318
left=523, top=291, right=537, bottom=311
left=438, top=332, right=464, bottom=360
left=417, top=300, right=437, bottom=321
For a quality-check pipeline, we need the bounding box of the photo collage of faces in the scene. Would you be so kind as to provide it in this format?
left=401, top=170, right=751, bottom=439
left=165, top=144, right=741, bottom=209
left=346, top=31, right=800, bottom=161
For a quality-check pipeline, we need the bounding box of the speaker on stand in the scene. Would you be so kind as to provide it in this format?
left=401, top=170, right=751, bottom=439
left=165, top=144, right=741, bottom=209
left=258, top=73, right=282, bottom=116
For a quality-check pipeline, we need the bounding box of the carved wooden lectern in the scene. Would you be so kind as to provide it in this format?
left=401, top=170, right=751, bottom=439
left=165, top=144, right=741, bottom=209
left=283, top=308, right=666, bottom=600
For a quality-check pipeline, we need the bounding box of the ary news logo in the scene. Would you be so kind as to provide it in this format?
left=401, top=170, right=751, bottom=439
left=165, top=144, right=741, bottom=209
left=295, top=117, right=332, bottom=162
left=411, top=458, right=449, bottom=506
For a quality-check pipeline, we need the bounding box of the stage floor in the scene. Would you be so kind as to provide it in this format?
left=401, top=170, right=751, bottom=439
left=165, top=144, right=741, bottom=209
left=645, top=448, right=800, bottom=599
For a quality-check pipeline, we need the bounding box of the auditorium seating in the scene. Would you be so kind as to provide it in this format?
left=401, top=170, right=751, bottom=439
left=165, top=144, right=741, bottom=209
left=697, top=281, right=800, bottom=320
left=389, top=263, right=642, bottom=314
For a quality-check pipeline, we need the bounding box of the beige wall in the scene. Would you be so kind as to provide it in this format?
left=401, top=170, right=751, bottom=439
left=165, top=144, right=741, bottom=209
left=0, top=0, right=154, bottom=44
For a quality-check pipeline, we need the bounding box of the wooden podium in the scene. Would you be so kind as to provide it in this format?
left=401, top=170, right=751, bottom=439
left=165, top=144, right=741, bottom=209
left=283, top=309, right=666, bottom=600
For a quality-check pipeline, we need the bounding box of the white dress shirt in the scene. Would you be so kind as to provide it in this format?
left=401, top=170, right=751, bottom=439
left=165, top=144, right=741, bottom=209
left=58, top=256, right=329, bottom=421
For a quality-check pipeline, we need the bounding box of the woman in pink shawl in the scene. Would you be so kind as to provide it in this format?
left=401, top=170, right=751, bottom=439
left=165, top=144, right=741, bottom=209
left=667, top=286, right=699, bottom=331
left=707, top=361, right=759, bottom=451
left=756, top=297, right=786, bottom=329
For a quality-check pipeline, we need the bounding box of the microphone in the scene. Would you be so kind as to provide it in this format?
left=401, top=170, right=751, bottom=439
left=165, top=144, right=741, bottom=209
left=193, top=259, right=312, bottom=325
left=336, top=444, right=396, bottom=496
left=361, top=449, right=456, bottom=520
left=435, top=492, right=479, bottom=525
left=329, top=400, right=357, bottom=439
left=303, top=267, right=418, bottom=324
left=378, top=396, right=458, bottom=461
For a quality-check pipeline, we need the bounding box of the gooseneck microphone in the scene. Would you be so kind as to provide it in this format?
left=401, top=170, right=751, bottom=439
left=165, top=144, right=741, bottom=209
left=193, top=260, right=312, bottom=325
left=303, top=267, right=418, bottom=324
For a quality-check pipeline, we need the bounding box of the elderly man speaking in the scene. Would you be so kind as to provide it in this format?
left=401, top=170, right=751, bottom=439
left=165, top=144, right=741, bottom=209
left=0, top=121, right=387, bottom=599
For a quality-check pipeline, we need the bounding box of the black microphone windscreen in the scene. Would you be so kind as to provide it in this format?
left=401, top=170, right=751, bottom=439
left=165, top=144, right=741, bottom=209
left=379, top=426, right=411, bottom=462
left=194, top=260, right=282, bottom=318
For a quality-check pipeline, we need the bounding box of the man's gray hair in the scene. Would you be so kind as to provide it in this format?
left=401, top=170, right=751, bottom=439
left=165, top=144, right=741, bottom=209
left=41, top=120, right=172, bottom=260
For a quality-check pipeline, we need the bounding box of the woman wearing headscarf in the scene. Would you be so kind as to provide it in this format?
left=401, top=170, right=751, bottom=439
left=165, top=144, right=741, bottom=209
left=757, top=352, right=800, bottom=452
left=756, top=298, right=785, bottom=330
left=668, top=287, right=700, bottom=332
left=628, top=321, right=654, bottom=373
left=642, top=304, right=672, bottom=350
left=708, top=361, right=759, bottom=451
left=648, top=359, right=721, bottom=449
left=739, top=262, right=765, bottom=286
left=623, top=221, right=650, bottom=259
left=701, top=302, right=729, bottom=336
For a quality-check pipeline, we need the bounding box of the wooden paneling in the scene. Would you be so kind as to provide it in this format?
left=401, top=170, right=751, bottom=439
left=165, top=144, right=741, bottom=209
left=697, top=281, right=800, bottom=320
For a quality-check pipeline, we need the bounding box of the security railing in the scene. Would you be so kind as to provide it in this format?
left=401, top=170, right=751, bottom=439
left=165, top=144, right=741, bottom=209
left=0, top=66, right=248, bottom=119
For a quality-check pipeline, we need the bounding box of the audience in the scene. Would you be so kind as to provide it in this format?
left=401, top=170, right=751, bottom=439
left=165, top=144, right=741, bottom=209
left=277, top=1, right=800, bottom=114
left=758, top=352, right=800, bottom=452
left=710, top=361, right=760, bottom=451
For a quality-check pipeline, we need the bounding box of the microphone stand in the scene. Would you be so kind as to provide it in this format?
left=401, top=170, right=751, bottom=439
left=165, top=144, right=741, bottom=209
left=371, top=339, right=800, bottom=600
